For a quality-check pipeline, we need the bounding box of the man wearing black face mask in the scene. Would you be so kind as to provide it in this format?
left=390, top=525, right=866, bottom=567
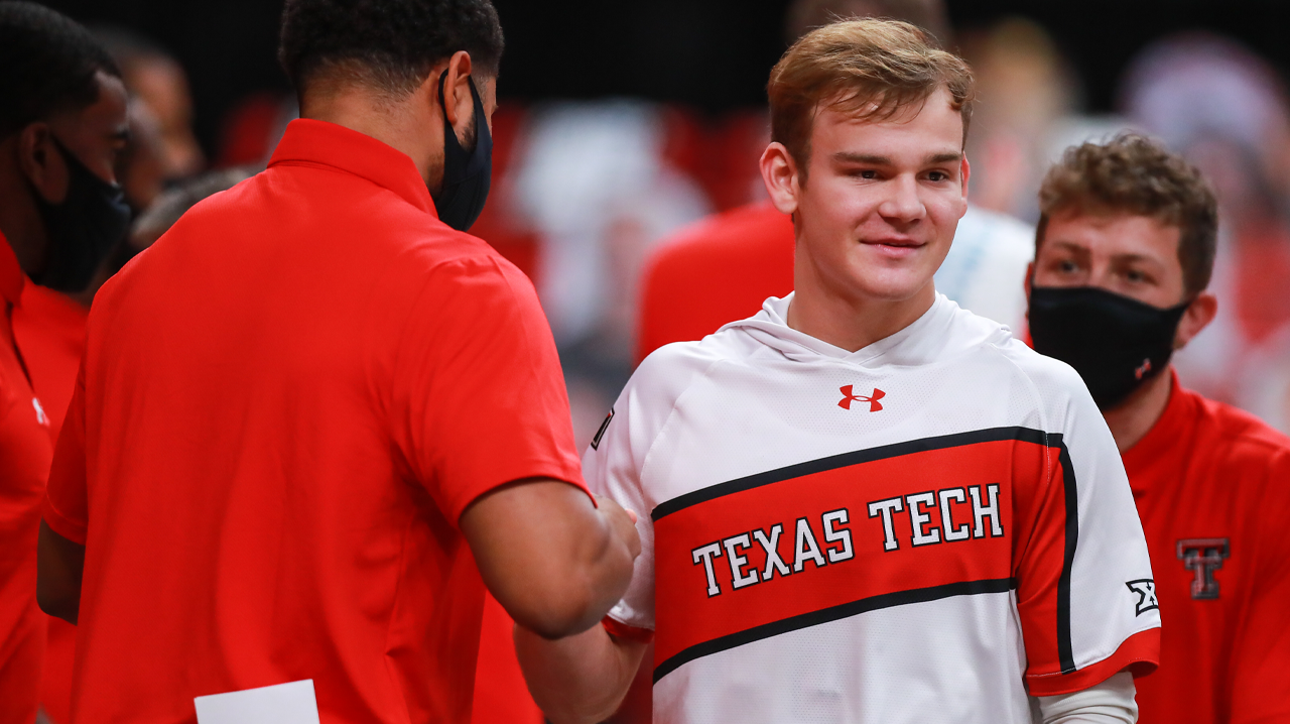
left=0, top=4, right=128, bottom=723
left=35, top=1, right=640, bottom=722
left=1026, top=133, right=1290, bottom=724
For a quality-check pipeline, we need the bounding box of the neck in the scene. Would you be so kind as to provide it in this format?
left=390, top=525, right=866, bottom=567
left=787, top=256, right=937, bottom=352
left=1102, top=369, right=1173, bottom=453
left=299, top=86, right=441, bottom=186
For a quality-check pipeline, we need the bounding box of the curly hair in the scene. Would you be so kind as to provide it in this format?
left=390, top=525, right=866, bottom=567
left=767, top=17, right=973, bottom=180
left=278, top=0, right=503, bottom=97
left=1038, top=133, right=1219, bottom=296
left=0, top=1, right=121, bottom=137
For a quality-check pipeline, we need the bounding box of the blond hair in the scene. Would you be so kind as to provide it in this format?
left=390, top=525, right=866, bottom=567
left=768, top=18, right=974, bottom=177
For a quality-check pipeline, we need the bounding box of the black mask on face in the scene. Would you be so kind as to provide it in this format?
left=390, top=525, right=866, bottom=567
left=1029, top=285, right=1190, bottom=410
left=30, top=137, right=131, bottom=293
left=431, top=73, right=492, bottom=232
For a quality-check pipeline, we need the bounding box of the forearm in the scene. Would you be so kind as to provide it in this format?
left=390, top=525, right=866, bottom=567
left=515, top=620, right=647, bottom=724
left=1037, top=672, right=1139, bottom=724
left=36, top=520, right=85, bottom=624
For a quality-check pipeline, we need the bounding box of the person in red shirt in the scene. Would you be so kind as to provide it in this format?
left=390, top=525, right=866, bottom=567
left=35, top=1, right=640, bottom=722
left=1027, top=133, right=1290, bottom=723
left=0, top=6, right=130, bottom=723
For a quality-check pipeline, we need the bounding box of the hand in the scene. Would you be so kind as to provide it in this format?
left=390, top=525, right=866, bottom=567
left=595, top=494, right=642, bottom=562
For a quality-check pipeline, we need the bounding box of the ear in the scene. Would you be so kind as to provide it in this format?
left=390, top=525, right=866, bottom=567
left=1024, top=261, right=1033, bottom=298
left=439, top=50, right=475, bottom=136
left=17, top=122, right=70, bottom=205
left=960, top=156, right=971, bottom=206
left=760, top=142, right=800, bottom=216
left=1174, top=291, right=1217, bottom=350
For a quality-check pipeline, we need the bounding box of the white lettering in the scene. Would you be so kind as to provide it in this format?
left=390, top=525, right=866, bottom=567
left=821, top=509, right=854, bottom=562
left=722, top=533, right=760, bottom=590
left=753, top=524, right=791, bottom=580
left=867, top=497, right=905, bottom=551
left=905, top=492, right=942, bottom=546
left=969, top=484, right=1004, bottom=539
left=939, top=487, right=970, bottom=541
left=691, top=542, right=724, bottom=596
left=793, top=517, right=828, bottom=572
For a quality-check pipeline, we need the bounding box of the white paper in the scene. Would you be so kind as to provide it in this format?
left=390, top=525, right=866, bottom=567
left=194, top=679, right=321, bottom=724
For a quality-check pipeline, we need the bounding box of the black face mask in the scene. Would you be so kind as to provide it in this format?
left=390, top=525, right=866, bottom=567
left=30, top=137, right=131, bottom=293
left=431, top=73, right=492, bottom=232
left=1029, top=286, right=1190, bottom=410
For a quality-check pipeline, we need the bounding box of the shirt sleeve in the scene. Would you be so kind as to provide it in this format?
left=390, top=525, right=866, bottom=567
left=387, top=254, right=587, bottom=524
left=42, top=358, right=89, bottom=545
left=1035, top=671, right=1138, bottom=724
left=1016, top=364, right=1161, bottom=696
left=584, top=381, right=657, bottom=635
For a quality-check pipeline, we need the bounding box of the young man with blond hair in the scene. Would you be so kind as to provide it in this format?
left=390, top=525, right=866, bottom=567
left=1027, top=134, right=1290, bottom=724
left=517, top=19, right=1159, bottom=723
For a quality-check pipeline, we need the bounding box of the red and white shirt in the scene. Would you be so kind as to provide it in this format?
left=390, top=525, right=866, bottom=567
left=590, top=293, right=1160, bottom=723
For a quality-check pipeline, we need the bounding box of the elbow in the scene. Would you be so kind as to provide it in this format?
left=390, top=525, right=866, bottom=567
left=515, top=543, right=636, bottom=640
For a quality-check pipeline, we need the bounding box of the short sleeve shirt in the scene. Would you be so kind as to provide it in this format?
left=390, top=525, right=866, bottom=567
left=42, top=119, right=585, bottom=724
left=589, top=294, right=1160, bottom=724
left=1126, top=375, right=1290, bottom=724
left=0, top=231, right=54, bottom=724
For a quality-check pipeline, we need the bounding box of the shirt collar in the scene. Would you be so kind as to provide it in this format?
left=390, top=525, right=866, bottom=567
left=1122, top=370, right=1193, bottom=495
left=267, top=118, right=438, bottom=217
left=0, top=227, right=26, bottom=306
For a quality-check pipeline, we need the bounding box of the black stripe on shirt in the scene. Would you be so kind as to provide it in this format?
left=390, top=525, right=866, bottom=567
left=653, top=577, right=1018, bottom=683
left=651, top=426, right=1052, bottom=521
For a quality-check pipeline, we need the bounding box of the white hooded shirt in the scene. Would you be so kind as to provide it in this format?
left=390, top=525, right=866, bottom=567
left=586, top=293, right=1159, bottom=724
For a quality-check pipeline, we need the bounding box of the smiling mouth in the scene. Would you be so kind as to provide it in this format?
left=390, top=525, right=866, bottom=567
left=862, top=239, right=925, bottom=249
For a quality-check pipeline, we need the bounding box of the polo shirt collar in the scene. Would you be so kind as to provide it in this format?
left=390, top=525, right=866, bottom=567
left=268, top=119, right=438, bottom=217
left=0, top=228, right=25, bottom=306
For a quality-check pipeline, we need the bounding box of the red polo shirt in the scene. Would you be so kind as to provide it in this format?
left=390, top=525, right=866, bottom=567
left=636, top=201, right=793, bottom=363
left=11, top=283, right=89, bottom=724
left=42, top=119, right=586, bottom=724
left=1125, top=373, right=1290, bottom=723
left=0, top=230, right=54, bottom=724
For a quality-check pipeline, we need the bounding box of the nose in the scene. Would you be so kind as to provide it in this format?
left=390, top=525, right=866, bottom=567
left=878, top=175, right=926, bottom=225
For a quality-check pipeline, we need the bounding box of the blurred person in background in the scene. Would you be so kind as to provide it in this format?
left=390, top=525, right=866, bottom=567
left=1027, top=134, right=1290, bottom=724
left=635, top=0, right=1037, bottom=369
left=95, top=27, right=205, bottom=183
left=35, top=2, right=640, bottom=724
left=0, top=4, right=130, bottom=724
left=1120, top=34, right=1290, bottom=415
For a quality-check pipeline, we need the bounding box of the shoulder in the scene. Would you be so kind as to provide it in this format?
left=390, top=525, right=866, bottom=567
left=630, top=331, right=745, bottom=407
left=1191, top=391, right=1290, bottom=468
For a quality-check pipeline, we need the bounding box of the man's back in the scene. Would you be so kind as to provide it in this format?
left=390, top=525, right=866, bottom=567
left=43, top=119, right=583, bottom=723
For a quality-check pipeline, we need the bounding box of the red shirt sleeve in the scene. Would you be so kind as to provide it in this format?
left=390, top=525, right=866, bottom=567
left=388, top=253, right=587, bottom=523
left=43, top=359, right=89, bottom=545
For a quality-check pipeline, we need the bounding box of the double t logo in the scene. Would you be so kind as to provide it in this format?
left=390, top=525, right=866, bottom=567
left=838, top=385, right=885, bottom=412
left=1177, top=538, right=1230, bottom=600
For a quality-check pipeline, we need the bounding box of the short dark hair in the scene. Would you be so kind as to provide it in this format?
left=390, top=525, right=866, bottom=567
left=278, top=0, right=504, bottom=98
left=1037, top=133, right=1219, bottom=296
left=0, top=1, right=121, bottom=137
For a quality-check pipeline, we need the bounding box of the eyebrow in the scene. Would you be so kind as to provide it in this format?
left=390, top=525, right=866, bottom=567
left=831, top=151, right=963, bottom=165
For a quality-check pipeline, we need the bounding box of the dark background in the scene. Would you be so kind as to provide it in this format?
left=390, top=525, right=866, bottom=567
left=37, top=0, right=1288, bottom=156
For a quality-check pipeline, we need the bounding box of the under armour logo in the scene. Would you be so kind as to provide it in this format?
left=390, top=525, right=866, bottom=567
left=1178, top=538, right=1229, bottom=600
left=32, top=398, right=49, bottom=427
left=1126, top=579, right=1159, bottom=616
left=1134, top=358, right=1152, bottom=380
left=839, top=386, right=885, bottom=412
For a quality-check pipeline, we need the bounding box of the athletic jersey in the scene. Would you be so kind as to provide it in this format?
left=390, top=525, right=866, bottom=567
left=1125, top=374, right=1290, bottom=723
left=590, top=293, right=1160, bottom=724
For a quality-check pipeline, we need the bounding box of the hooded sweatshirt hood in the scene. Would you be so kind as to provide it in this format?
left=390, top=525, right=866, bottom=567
left=719, top=292, right=1014, bottom=369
